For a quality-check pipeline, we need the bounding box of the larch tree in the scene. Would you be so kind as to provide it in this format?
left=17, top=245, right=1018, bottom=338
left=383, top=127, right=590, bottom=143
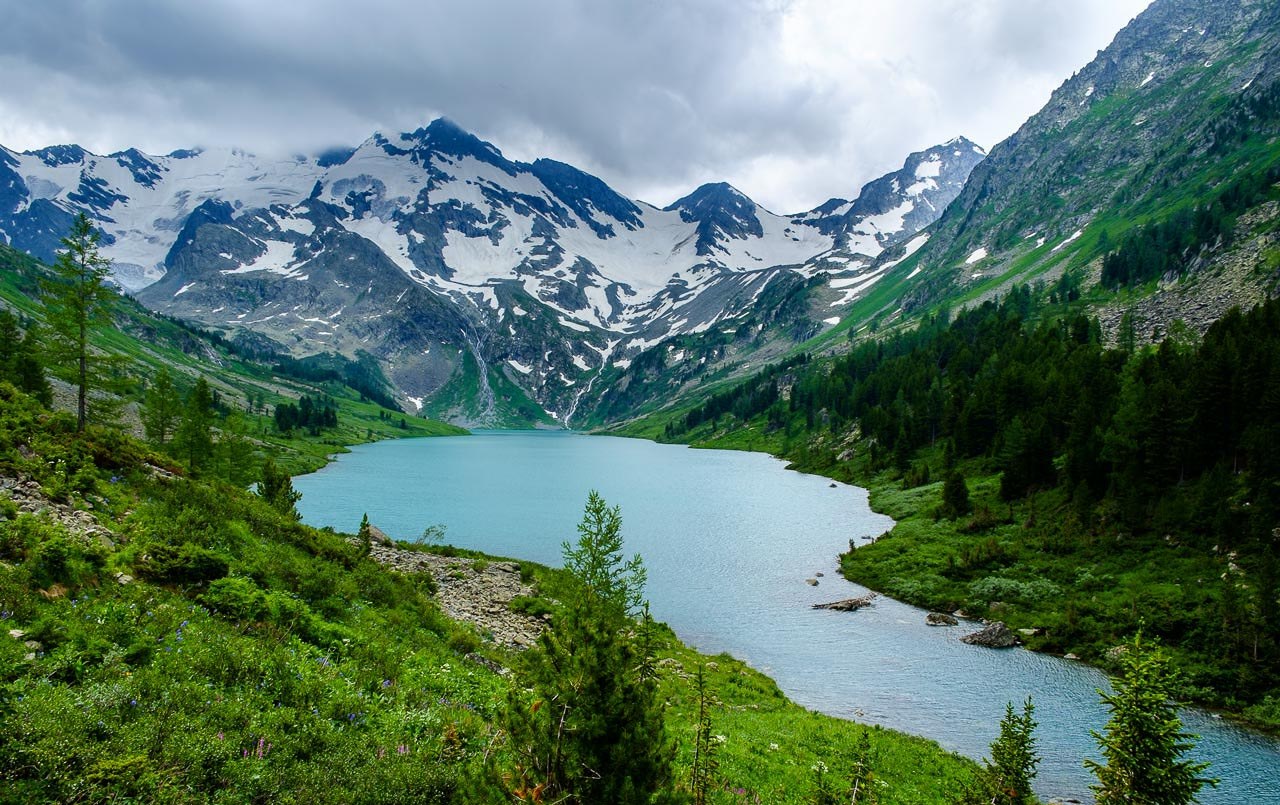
left=40, top=213, right=117, bottom=431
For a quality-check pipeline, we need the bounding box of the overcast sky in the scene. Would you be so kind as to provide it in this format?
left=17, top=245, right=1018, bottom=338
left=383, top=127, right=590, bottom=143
left=0, top=0, right=1152, bottom=213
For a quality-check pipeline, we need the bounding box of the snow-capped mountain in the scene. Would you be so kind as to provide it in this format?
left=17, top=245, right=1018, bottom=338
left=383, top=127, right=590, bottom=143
left=0, top=120, right=983, bottom=425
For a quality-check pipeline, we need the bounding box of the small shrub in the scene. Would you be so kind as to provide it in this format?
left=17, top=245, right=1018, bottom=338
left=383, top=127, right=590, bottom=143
left=202, top=576, right=268, bottom=621
left=139, top=542, right=230, bottom=584
left=508, top=595, right=553, bottom=618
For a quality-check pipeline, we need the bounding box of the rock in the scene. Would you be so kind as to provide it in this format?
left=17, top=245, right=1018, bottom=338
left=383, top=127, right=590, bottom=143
left=812, top=593, right=877, bottom=611
left=960, top=621, right=1020, bottom=648
left=926, top=612, right=958, bottom=626
left=815, top=572, right=824, bottom=578
left=364, top=524, right=394, bottom=546
left=953, top=609, right=970, bottom=619
left=7, top=629, right=25, bottom=640
left=465, top=652, right=510, bottom=676
left=115, top=573, right=134, bottom=585
left=1064, top=653, right=1079, bottom=660
left=23, top=640, right=42, bottom=651
left=829, top=483, right=837, bottom=488
left=805, top=578, right=819, bottom=586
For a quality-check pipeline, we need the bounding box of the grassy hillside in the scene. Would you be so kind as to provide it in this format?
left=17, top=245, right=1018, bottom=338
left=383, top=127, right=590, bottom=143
left=0, top=242, right=465, bottom=474
left=0, top=383, right=978, bottom=802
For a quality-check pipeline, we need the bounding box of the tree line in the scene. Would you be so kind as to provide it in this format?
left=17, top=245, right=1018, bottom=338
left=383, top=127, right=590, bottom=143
left=665, top=286, right=1280, bottom=703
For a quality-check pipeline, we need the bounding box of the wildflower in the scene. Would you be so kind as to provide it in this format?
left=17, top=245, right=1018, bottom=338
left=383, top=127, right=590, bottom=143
left=397, top=744, right=408, bottom=755
left=382, top=679, right=392, bottom=688
left=769, top=743, right=779, bottom=751
left=216, top=732, right=224, bottom=741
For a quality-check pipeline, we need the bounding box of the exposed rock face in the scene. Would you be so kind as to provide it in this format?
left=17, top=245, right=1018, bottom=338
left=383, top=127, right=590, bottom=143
left=961, top=621, right=1020, bottom=648
left=926, top=612, right=959, bottom=626
left=0, top=474, right=116, bottom=548
left=364, top=542, right=545, bottom=650
left=812, top=592, right=877, bottom=611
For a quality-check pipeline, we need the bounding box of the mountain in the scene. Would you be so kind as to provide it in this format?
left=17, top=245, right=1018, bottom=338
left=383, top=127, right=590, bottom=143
left=0, top=120, right=983, bottom=425
left=843, top=0, right=1280, bottom=341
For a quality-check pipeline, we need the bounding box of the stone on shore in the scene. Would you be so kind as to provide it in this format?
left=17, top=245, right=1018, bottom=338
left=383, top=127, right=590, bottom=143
left=926, top=612, right=959, bottom=626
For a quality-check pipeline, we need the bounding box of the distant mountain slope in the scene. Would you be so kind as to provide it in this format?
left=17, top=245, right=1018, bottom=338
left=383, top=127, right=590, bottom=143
left=0, top=121, right=982, bottom=425
left=859, top=0, right=1280, bottom=336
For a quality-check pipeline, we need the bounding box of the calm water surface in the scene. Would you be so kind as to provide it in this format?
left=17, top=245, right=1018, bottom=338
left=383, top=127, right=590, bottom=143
left=295, top=430, right=1280, bottom=803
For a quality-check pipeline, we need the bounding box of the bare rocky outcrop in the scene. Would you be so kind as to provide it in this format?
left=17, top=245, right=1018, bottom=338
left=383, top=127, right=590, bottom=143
left=0, top=474, right=117, bottom=549
left=364, top=540, right=546, bottom=651
left=926, top=611, right=959, bottom=626
left=960, top=620, right=1020, bottom=649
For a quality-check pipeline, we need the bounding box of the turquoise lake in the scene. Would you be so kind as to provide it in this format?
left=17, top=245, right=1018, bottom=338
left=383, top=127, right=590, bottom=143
left=294, top=430, right=1280, bottom=803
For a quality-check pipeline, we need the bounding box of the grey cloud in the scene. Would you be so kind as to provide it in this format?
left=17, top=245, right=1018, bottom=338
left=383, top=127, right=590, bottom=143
left=0, top=0, right=1150, bottom=212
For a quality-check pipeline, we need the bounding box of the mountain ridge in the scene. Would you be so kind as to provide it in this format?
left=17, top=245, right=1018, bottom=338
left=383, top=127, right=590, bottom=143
left=0, top=124, right=983, bottom=425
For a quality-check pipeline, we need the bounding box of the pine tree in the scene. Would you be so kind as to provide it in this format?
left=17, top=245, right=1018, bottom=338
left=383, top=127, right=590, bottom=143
left=40, top=213, right=118, bottom=431
left=1086, top=634, right=1215, bottom=805
left=503, top=491, right=672, bottom=804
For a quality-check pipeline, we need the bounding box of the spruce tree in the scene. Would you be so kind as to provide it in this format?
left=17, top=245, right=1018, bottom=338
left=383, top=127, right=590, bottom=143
left=941, top=469, right=972, bottom=520
left=503, top=492, right=672, bottom=804
left=40, top=212, right=117, bottom=431
left=258, top=457, right=302, bottom=520
left=1086, top=634, right=1215, bottom=805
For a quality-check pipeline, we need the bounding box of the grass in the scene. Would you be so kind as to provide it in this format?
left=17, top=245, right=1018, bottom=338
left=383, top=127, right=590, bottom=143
left=0, top=384, right=980, bottom=802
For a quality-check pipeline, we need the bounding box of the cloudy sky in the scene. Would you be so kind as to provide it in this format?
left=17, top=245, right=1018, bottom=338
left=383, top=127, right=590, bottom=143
left=0, top=0, right=1151, bottom=213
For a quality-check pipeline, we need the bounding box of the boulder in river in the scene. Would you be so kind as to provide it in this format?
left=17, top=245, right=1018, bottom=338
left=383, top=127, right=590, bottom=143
left=812, top=593, right=877, bottom=611
left=960, top=621, right=1020, bottom=648
left=926, top=612, right=959, bottom=626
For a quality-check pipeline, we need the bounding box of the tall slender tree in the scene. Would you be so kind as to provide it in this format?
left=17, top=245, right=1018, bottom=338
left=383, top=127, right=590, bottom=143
left=142, top=367, right=183, bottom=446
left=41, top=213, right=117, bottom=431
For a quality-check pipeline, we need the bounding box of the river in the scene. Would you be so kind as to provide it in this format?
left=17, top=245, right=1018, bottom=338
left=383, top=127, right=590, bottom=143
left=294, top=430, right=1280, bottom=803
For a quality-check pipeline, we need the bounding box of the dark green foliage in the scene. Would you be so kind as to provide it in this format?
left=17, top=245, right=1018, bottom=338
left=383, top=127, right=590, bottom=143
left=258, top=457, right=302, bottom=520
left=274, top=393, right=338, bottom=435
left=272, top=351, right=402, bottom=412
left=940, top=470, right=972, bottom=520
left=976, top=698, right=1039, bottom=805
left=0, top=310, right=52, bottom=405
left=1101, top=162, right=1280, bottom=289
left=669, top=287, right=1280, bottom=713
left=138, top=541, right=230, bottom=584
left=848, top=729, right=879, bottom=804
left=501, top=492, right=673, bottom=804
left=174, top=376, right=216, bottom=475
left=142, top=366, right=182, bottom=445
left=1087, top=634, right=1215, bottom=804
